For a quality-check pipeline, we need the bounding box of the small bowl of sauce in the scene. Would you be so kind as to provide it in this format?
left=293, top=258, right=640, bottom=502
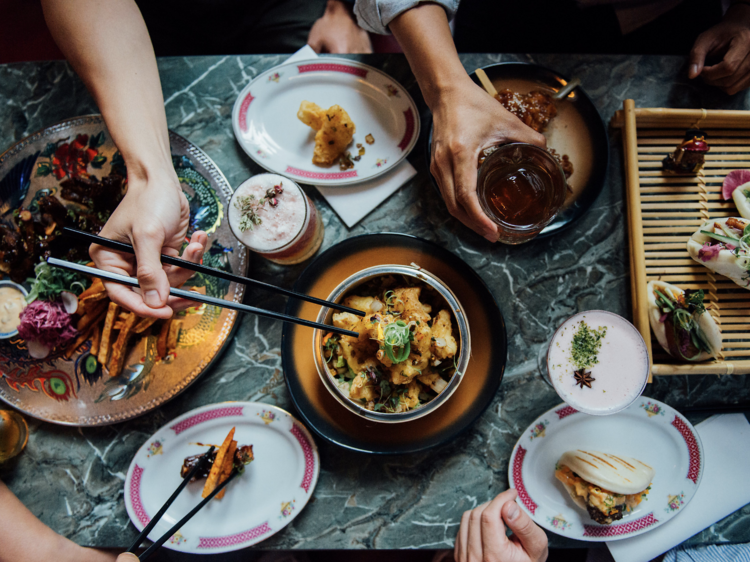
left=478, top=143, right=567, bottom=244
left=0, top=281, right=28, bottom=339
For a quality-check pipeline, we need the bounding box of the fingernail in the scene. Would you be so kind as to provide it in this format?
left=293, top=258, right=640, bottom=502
left=507, top=503, right=519, bottom=521
left=689, top=64, right=698, bottom=78
left=144, top=290, right=161, bottom=307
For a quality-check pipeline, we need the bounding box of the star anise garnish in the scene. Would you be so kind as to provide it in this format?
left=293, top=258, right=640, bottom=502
left=574, top=369, right=595, bottom=389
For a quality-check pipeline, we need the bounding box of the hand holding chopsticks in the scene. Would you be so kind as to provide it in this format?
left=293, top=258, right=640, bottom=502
left=64, top=227, right=365, bottom=317
left=125, top=445, right=240, bottom=561
left=48, top=257, right=359, bottom=338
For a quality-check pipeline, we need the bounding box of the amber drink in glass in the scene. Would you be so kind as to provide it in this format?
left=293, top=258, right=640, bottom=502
left=0, top=410, right=28, bottom=462
left=478, top=143, right=567, bottom=244
left=229, top=173, right=324, bottom=265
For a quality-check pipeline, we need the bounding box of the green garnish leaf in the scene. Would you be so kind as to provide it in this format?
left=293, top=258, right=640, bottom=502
left=26, top=260, right=91, bottom=303
left=383, top=320, right=411, bottom=364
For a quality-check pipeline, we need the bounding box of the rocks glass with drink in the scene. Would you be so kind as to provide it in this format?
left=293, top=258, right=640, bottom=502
left=228, top=173, right=324, bottom=265
left=545, top=310, right=650, bottom=416
left=0, top=410, right=28, bottom=462
left=477, top=143, right=567, bottom=245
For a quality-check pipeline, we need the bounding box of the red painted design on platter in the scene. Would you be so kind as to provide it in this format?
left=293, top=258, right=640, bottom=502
left=1, top=363, right=77, bottom=401
left=398, top=108, right=415, bottom=151
left=197, top=521, right=272, bottom=549
left=671, top=415, right=701, bottom=484
left=555, top=406, right=578, bottom=420
left=129, top=464, right=150, bottom=527
left=169, top=406, right=244, bottom=435
left=238, top=92, right=255, bottom=133
left=290, top=423, right=315, bottom=493
left=297, top=63, right=368, bottom=78
left=512, top=446, right=537, bottom=514
left=583, top=513, right=658, bottom=537
left=284, top=166, right=358, bottom=180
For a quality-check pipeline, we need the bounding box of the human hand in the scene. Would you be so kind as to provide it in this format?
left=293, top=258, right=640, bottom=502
left=90, top=165, right=206, bottom=319
left=115, top=553, right=139, bottom=562
left=454, top=489, right=548, bottom=562
left=429, top=79, right=546, bottom=242
left=308, top=0, right=372, bottom=54
left=688, top=3, right=750, bottom=95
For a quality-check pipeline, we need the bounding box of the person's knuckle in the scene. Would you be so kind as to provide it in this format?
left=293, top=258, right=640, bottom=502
left=135, top=222, right=162, bottom=241
left=449, top=139, right=471, bottom=157
left=469, top=508, right=483, bottom=524
left=137, top=264, right=160, bottom=284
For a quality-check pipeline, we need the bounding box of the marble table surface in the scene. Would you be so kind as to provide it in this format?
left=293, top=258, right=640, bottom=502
left=1, top=53, right=749, bottom=552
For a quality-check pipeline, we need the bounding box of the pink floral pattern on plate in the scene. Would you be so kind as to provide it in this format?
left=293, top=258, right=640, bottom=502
left=583, top=513, right=658, bottom=537
left=197, top=521, right=272, bottom=549
left=671, top=415, right=701, bottom=484
left=297, top=63, right=368, bottom=78
left=290, top=423, right=316, bottom=493
left=512, top=446, right=537, bottom=514
left=285, top=166, right=358, bottom=180
left=555, top=405, right=578, bottom=420
left=129, top=464, right=150, bottom=527
left=170, top=406, right=245, bottom=435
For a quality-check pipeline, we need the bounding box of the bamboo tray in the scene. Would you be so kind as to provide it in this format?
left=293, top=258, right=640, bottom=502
left=612, top=100, right=750, bottom=378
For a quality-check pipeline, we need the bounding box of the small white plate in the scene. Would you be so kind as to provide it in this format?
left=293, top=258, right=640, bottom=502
left=232, top=58, right=420, bottom=186
left=124, top=402, right=319, bottom=554
left=508, top=399, right=703, bottom=542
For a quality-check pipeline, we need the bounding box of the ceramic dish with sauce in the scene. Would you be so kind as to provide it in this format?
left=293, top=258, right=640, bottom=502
left=0, top=281, right=27, bottom=339
left=313, top=264, right=470, bottom=424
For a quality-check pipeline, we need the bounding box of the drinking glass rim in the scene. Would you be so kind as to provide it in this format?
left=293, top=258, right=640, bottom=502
left=229, top=174, right=310, bottom=254
left=545, top=309, right=651, bottom=416
left=477, top=142, right=567, bottom=232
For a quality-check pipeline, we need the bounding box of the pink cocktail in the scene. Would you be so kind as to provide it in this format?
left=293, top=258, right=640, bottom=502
left=228, top=173, right=324, bottom=265
left=546, top=310, right=650, bottom=416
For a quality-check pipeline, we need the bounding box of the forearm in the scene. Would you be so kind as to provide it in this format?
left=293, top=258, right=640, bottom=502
left=389, top=3, right=471, bottom=109
left=41, top=0, right=172, bottom=181
left=0, top=481, right=115, bottom=562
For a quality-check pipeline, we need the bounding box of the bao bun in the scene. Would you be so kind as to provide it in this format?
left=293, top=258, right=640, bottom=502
left=687, top=218, right=750, bottom=289
left=646, top=280, right=721, bottom=361
left=558, top=450, right=655, bottom=497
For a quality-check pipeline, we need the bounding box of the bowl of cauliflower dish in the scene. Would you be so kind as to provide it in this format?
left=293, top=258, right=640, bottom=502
left=313, top=264, right=470, bottom=423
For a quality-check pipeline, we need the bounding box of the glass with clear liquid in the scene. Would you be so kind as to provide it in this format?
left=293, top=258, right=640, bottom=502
left=0, top=410, right=28, bottom=461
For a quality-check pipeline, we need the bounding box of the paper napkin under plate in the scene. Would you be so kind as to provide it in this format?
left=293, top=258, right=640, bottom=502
left=607, top=413, right=750, bottom=562
left=285, top=46, right=417, bottom=228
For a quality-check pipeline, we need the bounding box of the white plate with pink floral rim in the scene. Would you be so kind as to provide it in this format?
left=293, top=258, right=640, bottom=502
left=124, top=402, right=319, bottom=554
left=231, top=57, right=420, bottom=186
left=508, top=399, right=703, bottom=542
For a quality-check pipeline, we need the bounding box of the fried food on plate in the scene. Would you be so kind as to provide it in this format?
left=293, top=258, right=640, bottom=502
left=297, top=101, right=356, bottom=167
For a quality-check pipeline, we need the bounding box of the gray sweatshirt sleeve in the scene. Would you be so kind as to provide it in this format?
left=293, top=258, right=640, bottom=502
left=353, top=0, right=459, bottom=35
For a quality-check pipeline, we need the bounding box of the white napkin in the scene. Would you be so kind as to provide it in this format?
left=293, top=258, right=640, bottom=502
left=285, top=46, right=418, bottom=228
left=606, top=414, right=750, bottom=562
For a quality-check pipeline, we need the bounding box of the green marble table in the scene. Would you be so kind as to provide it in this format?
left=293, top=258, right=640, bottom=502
left=0, top=53, right=749, bottom=552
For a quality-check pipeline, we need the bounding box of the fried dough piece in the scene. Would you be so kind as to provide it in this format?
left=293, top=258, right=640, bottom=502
left=313, top=105, right=355, bottom=166
left=202, top=427, right=235, bottom=499
left=297, top=101, right=324, bottom=130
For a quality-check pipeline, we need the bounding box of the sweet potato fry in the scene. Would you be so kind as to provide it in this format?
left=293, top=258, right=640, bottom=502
left=202, top=427, right=235, bottom=499
left=90, top=323, right=101, bottom=356
left=167, top=318, right=182, bottom=354
left=77, top=301, right=108, bottom=332
left=113, top=321, right=124, bottom=331
left=77, top=279, right=104, bottom=301
left=215, top=440, right=237, bottom=500
left=64, top=325, right=95, bottom=359
left=81, top=291, right=109, bottom=313
left=98, top=302, right=119, bottom=366
left=156, top=319, right=171, bottom=358
left=108, top=312, right=137, bottom=378
left=134, top=316, right=158, bottom=334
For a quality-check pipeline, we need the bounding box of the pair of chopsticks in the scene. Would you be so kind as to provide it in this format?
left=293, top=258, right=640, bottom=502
left=50, top=227, right=361, bottom=338
left=127, top=446, right=239, bottom=560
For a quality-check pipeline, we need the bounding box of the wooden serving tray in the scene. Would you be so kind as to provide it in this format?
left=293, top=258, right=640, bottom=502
left=612, top=100, right=750, bottom=378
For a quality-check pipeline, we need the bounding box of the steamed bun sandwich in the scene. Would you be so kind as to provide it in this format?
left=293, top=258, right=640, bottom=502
left=555, top=450, right=655, bottom=525
left=687, top=217, right=750, bottom=289
left=647, top=281, right=721, bottom=361
left=722, top=170, right=750, bottom=219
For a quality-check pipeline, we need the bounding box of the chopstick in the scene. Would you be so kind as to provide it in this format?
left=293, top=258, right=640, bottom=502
left=552, top=77, right=581, bottom=100
left=62, top=227, right=365, bottom=317
left=47, top=257, right=359, bottom=338
left=139, top=468, right=241, bottom=561
left=127, top=446, right=215, bottom=554
left=475, top=68, right=498, bottom=97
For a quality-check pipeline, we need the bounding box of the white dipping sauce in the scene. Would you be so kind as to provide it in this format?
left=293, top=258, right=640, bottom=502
left=0, top=286, right=26, bottom=334
left=228, top=174, right=306, bottom=252
left=547, top=310, right=649, bottom=415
